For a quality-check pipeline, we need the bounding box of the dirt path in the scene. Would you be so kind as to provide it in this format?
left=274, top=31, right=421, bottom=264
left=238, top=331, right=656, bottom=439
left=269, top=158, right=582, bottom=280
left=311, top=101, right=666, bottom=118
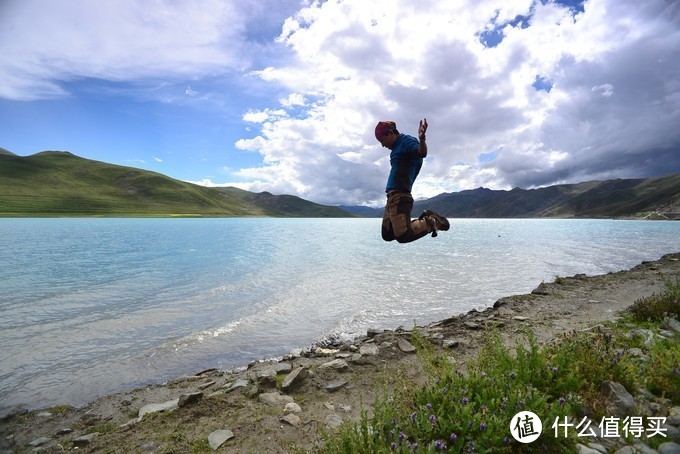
left=2, top=252, right=678, bottom=453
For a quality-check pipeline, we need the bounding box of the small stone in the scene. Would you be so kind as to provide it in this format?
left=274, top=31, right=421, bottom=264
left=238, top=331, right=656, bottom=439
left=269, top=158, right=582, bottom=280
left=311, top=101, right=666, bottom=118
left=320, top=359, right=349, bottom=370
left=512, top=316, right=529, bottom=321
left=140, top=440, right=158, bottom=452
left=575, top=444, right=601, bottom=454
left=284, top=402, right=302, bottom=413
left=531, top=283, right=550, bottom=295
left=662, top=317, right=680, bottom=333
left=324, top=380, right=348, bottom=393
left=272, top=362, right=293, bottom=374
left=73, top=432, right=99, bottom=447
left=366, top=328, right=382, bottom=338
left=37, top=412, right=52, bottom=418
left=197, top=380, right=216, bottom=390
left=662, top=424, right=680, bottom=443
left=29, top=437, right=51, bottom=447
left=464, top=321, right=481, bottom=330
left=281, top=367, right=308, bottom=391
left=359, top=344, right=379, bottom=356
left=325, top=414, right=343, bottom=428
left=178, top=392, right=203, bottom=407
left=225, top=379, right=250, bottom=392
left=56, top=428, right=72, bottom=436
left=658, top=442, right=680, bottom=454
left=138, top=399, right=179, bottom=421
left=280, top=413, right=301, bottom=427
left=208, top=429, right=234, bottom=450
left=338, top=404, right=352, bottom=412
left=259, top=392, right=294, bottom=407
left=586, top=442, right=608, bottom=453
left=397, top=338, right=416, bottom=353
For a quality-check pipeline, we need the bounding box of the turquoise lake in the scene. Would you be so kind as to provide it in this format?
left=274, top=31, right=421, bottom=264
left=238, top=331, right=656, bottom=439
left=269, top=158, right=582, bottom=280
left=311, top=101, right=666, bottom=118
left=0, top=218, right=678, bottom=416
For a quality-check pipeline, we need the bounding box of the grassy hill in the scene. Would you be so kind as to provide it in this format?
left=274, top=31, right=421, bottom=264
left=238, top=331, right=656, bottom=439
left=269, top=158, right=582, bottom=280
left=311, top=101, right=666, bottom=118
left=0, top=150, right=353, bottom=217
left=410, top=174, right=680, bottom=219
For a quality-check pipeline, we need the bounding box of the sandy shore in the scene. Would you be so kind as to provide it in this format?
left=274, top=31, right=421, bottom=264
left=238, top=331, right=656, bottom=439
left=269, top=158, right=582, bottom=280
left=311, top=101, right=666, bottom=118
left=2, top=252, right=679, bottom=453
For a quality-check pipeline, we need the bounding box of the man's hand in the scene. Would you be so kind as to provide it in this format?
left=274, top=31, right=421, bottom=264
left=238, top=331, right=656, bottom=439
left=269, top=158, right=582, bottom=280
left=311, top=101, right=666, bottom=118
left=418, top=118, right=428, bottom=141
left=418, top=118, right=428, bottom=157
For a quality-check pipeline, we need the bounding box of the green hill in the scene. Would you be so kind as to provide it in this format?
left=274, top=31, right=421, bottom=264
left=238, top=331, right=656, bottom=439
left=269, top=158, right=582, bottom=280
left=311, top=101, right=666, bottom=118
left=411, top=174, right=680, bottom=219
left=0, top=150, right=353, bottom=217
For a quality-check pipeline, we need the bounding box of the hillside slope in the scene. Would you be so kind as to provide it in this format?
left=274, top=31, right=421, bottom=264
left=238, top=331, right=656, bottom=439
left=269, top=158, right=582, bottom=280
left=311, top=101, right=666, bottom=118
left=410, top=174, right=680, bottom=219
left=0, top=151, right=353, bottom=217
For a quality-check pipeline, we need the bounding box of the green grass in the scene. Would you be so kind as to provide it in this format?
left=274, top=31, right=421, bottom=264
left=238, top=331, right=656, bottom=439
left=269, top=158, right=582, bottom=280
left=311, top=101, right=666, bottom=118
left=322, top=280, right=679, bottom=453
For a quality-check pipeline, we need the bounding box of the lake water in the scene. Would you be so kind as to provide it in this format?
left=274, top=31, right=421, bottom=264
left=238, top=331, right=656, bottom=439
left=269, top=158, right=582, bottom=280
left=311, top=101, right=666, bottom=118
left=0, top=218, right=678, bottom=416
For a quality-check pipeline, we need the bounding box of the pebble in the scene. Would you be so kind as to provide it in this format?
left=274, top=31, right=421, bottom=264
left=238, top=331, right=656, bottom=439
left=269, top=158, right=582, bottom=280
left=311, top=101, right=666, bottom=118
left=208, top=429, right=234, bottom=450
left=397, top=338, right=416, bottom=353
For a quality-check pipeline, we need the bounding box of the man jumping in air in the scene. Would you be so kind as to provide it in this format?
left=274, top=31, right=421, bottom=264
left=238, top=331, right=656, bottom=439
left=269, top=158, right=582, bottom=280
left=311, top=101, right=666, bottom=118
left=376, top=118, right=450, bottom=243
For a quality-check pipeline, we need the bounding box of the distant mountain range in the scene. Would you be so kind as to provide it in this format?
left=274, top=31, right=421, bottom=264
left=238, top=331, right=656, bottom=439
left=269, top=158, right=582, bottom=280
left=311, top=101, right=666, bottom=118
left=343, top=174, right=680, bottom=220
left=1, top=147, right=678, bottom=219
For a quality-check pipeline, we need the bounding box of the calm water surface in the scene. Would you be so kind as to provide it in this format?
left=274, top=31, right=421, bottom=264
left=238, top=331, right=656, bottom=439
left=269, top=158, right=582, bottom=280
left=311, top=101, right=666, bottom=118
left=0, top=218, right=678, bottom=416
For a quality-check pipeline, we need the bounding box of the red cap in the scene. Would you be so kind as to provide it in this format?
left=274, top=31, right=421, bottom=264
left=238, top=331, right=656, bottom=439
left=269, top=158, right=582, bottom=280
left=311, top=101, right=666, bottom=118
left=375, top=121, right=396, bottom=140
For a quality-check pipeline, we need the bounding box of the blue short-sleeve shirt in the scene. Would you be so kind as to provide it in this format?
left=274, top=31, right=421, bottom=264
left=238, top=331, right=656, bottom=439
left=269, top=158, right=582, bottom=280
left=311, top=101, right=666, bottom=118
left=385, top=133, right=423, bottom=193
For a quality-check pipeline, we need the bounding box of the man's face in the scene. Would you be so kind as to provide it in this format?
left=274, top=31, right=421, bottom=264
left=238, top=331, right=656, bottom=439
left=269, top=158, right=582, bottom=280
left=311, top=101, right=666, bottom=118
left=378, top=130, right=398, bottom=150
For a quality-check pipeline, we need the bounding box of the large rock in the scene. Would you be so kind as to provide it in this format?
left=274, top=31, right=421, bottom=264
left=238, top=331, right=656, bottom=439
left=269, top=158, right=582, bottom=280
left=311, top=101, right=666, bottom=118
left=600, top=381, right=636, bottom=417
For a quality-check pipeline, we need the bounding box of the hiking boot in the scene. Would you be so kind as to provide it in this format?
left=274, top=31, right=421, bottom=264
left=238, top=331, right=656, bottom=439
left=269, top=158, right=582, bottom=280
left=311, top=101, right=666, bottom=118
left=419, top=210, right=450, bottom=237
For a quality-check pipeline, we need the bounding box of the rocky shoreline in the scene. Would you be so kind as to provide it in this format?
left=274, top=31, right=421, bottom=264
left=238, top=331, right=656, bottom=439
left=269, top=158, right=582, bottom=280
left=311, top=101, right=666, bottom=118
left=2, top=253, right=679, bottom=453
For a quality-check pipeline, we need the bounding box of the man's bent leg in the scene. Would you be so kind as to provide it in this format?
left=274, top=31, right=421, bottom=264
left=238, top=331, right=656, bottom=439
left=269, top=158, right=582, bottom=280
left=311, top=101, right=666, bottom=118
left=389, top=193, right=431, bottom=243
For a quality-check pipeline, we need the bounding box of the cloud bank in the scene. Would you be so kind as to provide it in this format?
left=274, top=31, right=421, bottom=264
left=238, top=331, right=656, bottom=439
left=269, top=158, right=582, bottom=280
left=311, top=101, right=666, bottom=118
left=2, top=0, right=679, bottom=205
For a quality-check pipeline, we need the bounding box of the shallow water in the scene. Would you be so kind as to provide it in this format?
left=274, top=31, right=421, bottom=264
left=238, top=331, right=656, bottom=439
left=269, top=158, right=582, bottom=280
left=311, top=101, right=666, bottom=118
left=0, top=218, right=678, bottom=416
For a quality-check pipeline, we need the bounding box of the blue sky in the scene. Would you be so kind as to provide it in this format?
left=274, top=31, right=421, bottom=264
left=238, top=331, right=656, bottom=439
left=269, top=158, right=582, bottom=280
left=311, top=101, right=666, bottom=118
left=1, top=0, right=679, bottom=206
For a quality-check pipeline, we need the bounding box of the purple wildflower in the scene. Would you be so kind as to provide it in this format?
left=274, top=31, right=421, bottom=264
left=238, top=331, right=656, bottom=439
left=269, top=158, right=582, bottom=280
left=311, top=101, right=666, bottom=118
left=429, top=414, right=437, bottom=425
left=409, top=412, right=417, bottom=424
left=480, top=422, right=488, bottom=431
left=391, top=442, right=397, bottom=450
left=461, top=397, right=469, bottom=405
left=434, top=440, right=447, bottom=450
left=399, top=432, right=406, bottom=442
left=426, top=403, right=433, bottom=410
left=450, top=433, right=458, bottom=441
left=559, top=397, right=566, bottom=406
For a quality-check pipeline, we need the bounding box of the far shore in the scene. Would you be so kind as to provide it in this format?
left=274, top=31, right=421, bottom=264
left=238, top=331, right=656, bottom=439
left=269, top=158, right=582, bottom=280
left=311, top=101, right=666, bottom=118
left=2, top=252, right=679, bottom=453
